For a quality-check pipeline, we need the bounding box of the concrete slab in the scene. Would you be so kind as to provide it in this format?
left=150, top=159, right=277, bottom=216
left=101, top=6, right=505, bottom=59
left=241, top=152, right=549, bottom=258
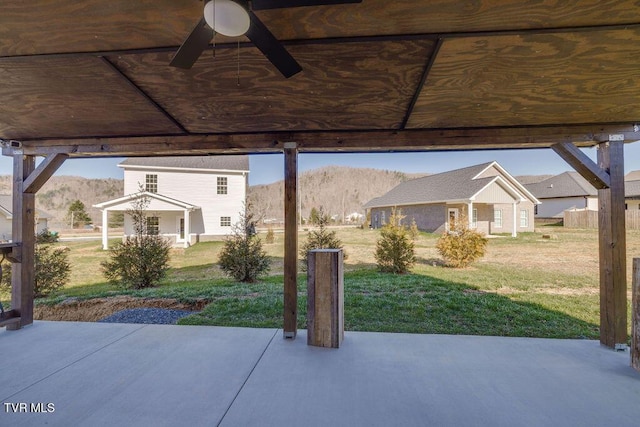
left=1, top=322, right=278, bottom=427
left=2, top=323, right=640, bottom=426
left=222, top=331, right=640, bottom=427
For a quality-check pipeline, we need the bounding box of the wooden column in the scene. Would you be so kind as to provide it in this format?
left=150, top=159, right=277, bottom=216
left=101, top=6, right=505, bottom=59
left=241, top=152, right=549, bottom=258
left=9, top=154, right=36, bottom=330
left=597, top=139, right=627, bottom=348
left=307, top=249, right=344, bottom=348
left=283, top=144, right=298, bottom=339
left=632, top=258, right=640, bottom=371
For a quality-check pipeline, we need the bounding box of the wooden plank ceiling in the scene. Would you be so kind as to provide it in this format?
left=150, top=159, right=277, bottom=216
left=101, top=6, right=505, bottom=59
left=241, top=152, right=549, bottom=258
left=2, top=0, right=640, bottom=156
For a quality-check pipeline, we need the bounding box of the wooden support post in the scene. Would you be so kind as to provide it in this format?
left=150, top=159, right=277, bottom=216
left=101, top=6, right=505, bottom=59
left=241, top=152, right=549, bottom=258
left=307, top=249, right=344, bottom=348
left=633, top=258, right=640, bottom=371
left=9, top=154, right=36, bottom=330
left=283, top=144, right=298, bottom=339
left=597, top=139, right=627, bottom=348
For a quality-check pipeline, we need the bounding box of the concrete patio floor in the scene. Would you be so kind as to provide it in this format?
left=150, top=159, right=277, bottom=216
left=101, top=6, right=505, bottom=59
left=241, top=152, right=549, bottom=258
left=1, top=321, right=640, bottom=426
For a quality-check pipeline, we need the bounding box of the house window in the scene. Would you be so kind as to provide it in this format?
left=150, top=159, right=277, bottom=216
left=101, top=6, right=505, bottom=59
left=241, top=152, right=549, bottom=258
left=534, top=205, right=538, bottom=215
left=472, top=208, right=478, bottom=229
left=147, top=216, right=159, bottom=235
left=625, top=203, right=628, bottom=210
left=381, top=211, right=386, bottom=225
left=494, top=209, right=503, bottom=228
left=217, top=177, right=228, bottom=195
left=220, top=216, right=231, bottom=227
left=520, top=209, right=529, bottom=228
left=145, top=174, right=158, bottom=193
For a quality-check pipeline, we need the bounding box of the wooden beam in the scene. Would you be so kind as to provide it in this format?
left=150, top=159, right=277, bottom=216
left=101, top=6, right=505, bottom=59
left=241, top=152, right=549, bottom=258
left=597, top=140, right=627, bottom=348
left=551, top=142, right=611, bottom=189
left=12, top=124, right=640, bottom=157
left=283, top=144, right=298, bottom=339
left=633, top=258, right=640, bottom=371
left=23, top=153, right=68, bottom=194
left=9, top=154, right=36, bottom=330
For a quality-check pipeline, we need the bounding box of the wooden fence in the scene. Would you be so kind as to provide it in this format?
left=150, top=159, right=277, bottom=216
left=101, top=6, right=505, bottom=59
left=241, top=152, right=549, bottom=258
left=564, top=210, right=640, bottom=229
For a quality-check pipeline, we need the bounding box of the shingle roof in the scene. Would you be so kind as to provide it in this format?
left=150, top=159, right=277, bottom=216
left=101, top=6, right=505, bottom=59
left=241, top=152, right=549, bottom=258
left=119, top=155, right=249, bottom=171
left=626, top=170, right=640, bottom=181
left=363, top=162, right=523, bottom=209
left=524, top=172, right=597, bottom=199
left=627, top=180, right=640, bottom=198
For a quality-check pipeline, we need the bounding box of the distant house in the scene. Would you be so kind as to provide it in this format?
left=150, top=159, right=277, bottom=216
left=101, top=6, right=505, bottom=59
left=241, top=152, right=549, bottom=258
left=626, top=180, right=640, bottom=210
left=626, top=170, right=640, bottom=181
left=363, top=162, right=538, bottom=236
left=524, top=172, right=598, bottom=218
left=0, top=195, right=52, bottom=242
left=94, top=156, right=249, bottom=249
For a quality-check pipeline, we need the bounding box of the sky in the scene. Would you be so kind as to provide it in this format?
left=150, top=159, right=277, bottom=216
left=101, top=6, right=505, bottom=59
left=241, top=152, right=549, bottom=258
left=1, top=143, right=640, bottom=186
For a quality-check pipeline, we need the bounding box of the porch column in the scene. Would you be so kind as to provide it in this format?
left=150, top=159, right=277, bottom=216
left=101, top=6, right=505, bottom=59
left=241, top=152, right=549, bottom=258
left=467, top=202, right=473, bottom=229
left=10, top=154, right=35, bottom=329
left=102, top=209, right=109, bottom=250
left=283, top=143, right=298, bottom=339
left=597, top=139, right=627, bottom=348
left=183, top=209, right=190, bottom=248
left=511, top=202, right=517, bottom=237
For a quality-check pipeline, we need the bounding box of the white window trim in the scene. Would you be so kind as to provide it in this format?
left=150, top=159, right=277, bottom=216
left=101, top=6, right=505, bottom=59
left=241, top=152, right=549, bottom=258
left=494, top=209, right=503, bottom=228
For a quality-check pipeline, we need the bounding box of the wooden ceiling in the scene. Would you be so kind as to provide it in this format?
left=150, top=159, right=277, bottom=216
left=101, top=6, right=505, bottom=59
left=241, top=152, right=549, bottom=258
left=2, top=0, right=640, bottom=157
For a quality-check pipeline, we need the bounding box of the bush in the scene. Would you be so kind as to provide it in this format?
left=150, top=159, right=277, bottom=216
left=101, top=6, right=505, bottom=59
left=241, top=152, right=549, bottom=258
left=299, top=207, right=346, bottom=271
left=36, top=228, right=59, bottom=244
left=101, top=191, right=171, bottom=289
left=436, top=219, right=488, bottom=268
left=1, top=244, right=71, bottom=298
left=218, top=207, right=270, bottom=282
left=265, top=226, right=275, bottom=244
left=409, top=218, right=419, bottom=240
left=374, top=209, right=416, bottom=274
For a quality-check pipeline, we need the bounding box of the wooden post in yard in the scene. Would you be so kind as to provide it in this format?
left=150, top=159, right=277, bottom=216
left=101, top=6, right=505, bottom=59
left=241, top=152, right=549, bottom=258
left=597, top=139, right=627, bottom=348
left=307, top=249, right=344, bottom=348
left=283, top=144, right=298, bottom=339
left=633, top=258, right=640, bottom=371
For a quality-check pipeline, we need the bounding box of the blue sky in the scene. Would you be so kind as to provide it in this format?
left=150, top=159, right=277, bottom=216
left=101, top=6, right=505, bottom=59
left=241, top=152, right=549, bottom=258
left=1, top=143, right=639, bottom=186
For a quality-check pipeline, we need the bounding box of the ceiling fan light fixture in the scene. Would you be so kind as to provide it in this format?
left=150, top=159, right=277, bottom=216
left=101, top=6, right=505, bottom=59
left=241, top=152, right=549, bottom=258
left=204, top=0, right=251, bottom=37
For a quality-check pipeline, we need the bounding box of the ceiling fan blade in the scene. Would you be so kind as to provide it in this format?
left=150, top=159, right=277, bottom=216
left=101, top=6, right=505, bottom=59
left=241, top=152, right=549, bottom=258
left=246, top=11, right=302, bottom=78
left=251, top=0, right=362, bottom=10
left=170, top=17, right=212, bottom=69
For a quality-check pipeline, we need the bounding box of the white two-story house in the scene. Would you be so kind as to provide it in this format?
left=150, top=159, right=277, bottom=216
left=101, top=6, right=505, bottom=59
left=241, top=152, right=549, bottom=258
left=94, top=156, right=249, bottom=249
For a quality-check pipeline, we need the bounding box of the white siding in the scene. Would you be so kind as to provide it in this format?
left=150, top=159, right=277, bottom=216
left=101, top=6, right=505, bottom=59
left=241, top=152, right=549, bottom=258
left=474, top=181, right=518, bottom=203
left=124, top=168, right=246, bottom=236
left=536, top=197, right=592, bottom=218
left=0, top=216, right=11, bottom=241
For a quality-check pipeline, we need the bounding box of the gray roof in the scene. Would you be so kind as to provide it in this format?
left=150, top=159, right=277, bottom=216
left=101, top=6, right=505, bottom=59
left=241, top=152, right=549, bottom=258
left=119, top=155, right=249, bottom=171
left=524, top=172, right=597, bottom=199
left=363, top=162, right=525, bottom=209
left=0, top=194, right=52, bottom=219
left=627, top=180, right=640, bottom=198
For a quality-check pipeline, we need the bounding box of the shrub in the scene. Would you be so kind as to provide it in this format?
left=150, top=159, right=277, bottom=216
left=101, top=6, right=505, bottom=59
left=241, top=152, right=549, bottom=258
left=299, top=207, right=346, bottom=271
left=101, top=191, right=171, bottom=289
left=1, top=244, right=71, bottom=298
left=218, top=207, right=270, bottom=282
left=374, top=209, right=416, bottom=274
left=36, top=228, right=59, bottom=244
left=436, top=218, right=488, bottom=268
left=265, top=226, right=275, bottom=244
left=409, top=218, right=420, bottom=240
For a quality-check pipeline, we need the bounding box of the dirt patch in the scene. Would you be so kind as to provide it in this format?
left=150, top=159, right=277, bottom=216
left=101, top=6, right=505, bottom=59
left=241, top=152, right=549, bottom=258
left=34, top=296, right=208, bottom=322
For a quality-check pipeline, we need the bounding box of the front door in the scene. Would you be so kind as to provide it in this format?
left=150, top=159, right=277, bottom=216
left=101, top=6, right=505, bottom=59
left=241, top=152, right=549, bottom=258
left=178, top=218, right=185, bottom=240
left=447, top=208, right=459, bottom=232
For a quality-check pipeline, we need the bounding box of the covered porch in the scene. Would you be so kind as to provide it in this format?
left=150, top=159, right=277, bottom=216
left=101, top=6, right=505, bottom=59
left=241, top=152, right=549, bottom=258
left=2, top=322, right=639, bottom=426
left=94, top=192, right=199, bottom=249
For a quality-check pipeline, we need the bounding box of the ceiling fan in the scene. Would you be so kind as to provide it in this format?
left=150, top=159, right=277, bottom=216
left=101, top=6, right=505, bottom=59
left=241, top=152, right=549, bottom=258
left=170, top=0, right=362, bottom=78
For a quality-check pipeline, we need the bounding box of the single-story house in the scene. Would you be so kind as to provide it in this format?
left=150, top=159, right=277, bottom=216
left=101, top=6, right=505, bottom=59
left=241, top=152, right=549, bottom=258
left=626, top=180, right=640, bottom=210
left=94, top=155, right=249, bottom=249
left=0, top=194, right=52, bottom=242
left=524, top=172, right=598, bottom=218
left=363, top=161, right=539, bottom=236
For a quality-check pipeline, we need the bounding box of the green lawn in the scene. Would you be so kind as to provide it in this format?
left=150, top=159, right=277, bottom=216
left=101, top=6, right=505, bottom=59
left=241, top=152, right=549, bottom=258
left=3, top=225, right=636, bottom=340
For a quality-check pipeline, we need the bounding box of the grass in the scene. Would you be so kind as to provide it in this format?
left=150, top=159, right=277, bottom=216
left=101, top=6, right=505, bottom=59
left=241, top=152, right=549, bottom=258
left=3, top=224, right=637, bottom=340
